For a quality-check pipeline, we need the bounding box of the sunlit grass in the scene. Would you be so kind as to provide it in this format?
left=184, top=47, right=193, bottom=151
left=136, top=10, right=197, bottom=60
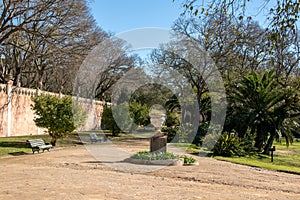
left=0, top=132, right=83, bottom=156
left=215, top=141, right=300, bottom=174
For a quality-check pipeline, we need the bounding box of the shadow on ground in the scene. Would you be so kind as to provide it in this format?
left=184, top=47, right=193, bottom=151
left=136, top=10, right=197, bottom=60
left=8, top=151, right=30, bottom=156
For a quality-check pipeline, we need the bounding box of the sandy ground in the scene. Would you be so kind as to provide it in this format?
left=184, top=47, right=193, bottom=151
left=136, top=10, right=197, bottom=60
left=0, top=139, right=299, bottom=200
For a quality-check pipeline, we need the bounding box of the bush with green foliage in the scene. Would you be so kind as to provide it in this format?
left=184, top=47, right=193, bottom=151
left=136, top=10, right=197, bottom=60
left=212, top=131, right=257, bottom=157
left=212, top=132, right=244, bottom=157
left=129, top=101, right=150, bottom=126
left=165, top=111, right=180, bottom=127
left=180, top=155, right=197, bottom=164
left=239, top=131, right=258, bottom=156
left=31, top=95, right=87, bottom=146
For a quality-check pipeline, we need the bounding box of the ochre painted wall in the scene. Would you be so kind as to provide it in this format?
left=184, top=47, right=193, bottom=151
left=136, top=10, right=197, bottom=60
left=0, top=84, right=103, bottom=137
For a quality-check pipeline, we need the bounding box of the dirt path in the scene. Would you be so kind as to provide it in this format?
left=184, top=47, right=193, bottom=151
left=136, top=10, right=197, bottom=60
left=0, top=140, right=299, bottom=200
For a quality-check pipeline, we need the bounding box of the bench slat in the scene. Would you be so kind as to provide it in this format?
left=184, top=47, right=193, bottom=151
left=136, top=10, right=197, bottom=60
left=27, top=139, right=52, bottom=154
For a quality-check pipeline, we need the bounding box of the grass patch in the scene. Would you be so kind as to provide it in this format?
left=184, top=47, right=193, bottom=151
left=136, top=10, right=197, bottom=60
left=0, top=133, right=84, bottom=156
left=215, top=141, right=300, bottom=174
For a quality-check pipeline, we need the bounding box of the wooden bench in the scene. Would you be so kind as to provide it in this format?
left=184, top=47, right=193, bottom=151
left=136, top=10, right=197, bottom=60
left=89, top=133, right=104, bottom=143
left=27, top=139, right=53, bottom=154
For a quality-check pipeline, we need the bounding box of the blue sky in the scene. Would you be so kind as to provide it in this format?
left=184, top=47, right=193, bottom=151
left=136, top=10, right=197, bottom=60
left=89, top=0, right=278, bottom=34
left=89, top=0, right=183, bottom=34
left=88, top=0, right=273, bottom=59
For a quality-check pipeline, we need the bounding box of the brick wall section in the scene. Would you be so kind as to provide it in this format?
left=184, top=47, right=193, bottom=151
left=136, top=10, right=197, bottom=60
left=0, top=84, right=104, bottom=137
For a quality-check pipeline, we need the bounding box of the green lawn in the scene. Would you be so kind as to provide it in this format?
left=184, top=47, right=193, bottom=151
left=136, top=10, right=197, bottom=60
left=0, top=133, right=85, bottom=156
left=169, top=141, right=300, bottom=174
left=215, top=141, right=300, bottom=174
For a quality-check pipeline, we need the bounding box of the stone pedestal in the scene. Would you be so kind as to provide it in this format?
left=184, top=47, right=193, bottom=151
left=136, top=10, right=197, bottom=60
left=150, top=136, right=167, bottom=153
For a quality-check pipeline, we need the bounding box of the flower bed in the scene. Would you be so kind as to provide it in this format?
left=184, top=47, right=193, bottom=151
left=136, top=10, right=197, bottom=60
left=126, top=151, right=198, bottom=166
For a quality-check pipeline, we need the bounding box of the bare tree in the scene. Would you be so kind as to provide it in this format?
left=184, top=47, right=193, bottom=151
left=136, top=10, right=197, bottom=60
left=0, top=0, right=111, bottom=95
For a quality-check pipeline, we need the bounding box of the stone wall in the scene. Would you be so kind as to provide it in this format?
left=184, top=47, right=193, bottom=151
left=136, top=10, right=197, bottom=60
left=0, top=84, right=104, bottom=137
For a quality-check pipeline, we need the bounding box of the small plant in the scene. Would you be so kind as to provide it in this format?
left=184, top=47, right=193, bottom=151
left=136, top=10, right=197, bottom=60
left=180, top=155, right=197, bottom=164
left=131, top=151, right=179, bottom=160
left=212, top=131, right=244, bottom=157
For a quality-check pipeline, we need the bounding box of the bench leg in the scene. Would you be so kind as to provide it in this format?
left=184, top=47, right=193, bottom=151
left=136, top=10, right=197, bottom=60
left=32, top=149, right=38, bottom=154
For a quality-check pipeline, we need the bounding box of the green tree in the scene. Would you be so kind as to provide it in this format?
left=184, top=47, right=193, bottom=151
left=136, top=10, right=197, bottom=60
left=227, top=70, right=299, bottom=154
left=129, top=101, right=150, bottom=127
left=31, top=94, right=87, bottom=146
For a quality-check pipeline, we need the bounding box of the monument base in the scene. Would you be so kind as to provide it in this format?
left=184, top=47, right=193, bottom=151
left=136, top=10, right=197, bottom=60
left=150, top=136, right=167, bottom=153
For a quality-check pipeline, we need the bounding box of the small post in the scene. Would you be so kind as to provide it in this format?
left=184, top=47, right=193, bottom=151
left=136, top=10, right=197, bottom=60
left=270, top=146, right=276, bottom=162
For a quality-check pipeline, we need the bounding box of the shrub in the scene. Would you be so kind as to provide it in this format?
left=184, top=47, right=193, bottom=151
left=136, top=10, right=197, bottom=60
left=240, top=131, right=258, bottom=155
left=31, top=95, right=87, bottom=146
left=165, top=111, right=180, bottom=127
left=129, top=101, right=149, bottom=126
left=180, top=155, right=197, bottom=164
left=212, top=132, right=244, bottom=157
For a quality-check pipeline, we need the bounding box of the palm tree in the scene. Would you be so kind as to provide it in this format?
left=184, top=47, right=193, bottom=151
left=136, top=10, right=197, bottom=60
left=227, top=70, right=299, bottom=154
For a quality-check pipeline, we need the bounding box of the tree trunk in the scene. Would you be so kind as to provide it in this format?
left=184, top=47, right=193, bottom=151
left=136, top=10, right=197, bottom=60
left=50, top=137, right=57, bottom=146
left=254, top=124, right=264, bottom=152
left=263, top=132, right=275, bottom=155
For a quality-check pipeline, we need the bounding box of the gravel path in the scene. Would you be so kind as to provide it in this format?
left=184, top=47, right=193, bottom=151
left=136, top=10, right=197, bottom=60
left=0, top=139, right=299, bottom=199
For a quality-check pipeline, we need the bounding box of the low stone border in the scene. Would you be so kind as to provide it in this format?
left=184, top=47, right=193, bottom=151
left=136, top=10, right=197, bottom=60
left=124, top=158, right=184, bottom=166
